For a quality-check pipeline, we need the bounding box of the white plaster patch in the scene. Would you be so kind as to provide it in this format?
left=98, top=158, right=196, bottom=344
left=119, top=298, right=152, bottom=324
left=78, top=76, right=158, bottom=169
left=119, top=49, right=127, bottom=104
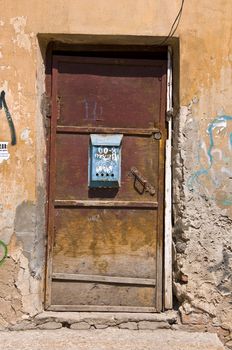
left=0, top=65, right=10, bottom=70
left=20, top=128, right=32, bottom=145
left=10, top=17, right=31, bottom=52
left=200, top=140, right=211, bottom=165
left=0, top=142, right=10, bottom=163
left=0, top=80, right=8, bottom=90
left=215, top=121, right=227, bottom=129
left=192, top=96, right=199, bottom=104
left=15, top=251, right=42, bottom=316
left=211, top=148, right=223, bottom=160
left=17, top=82, right=23, bottom=92
left=207, top=120, right=227, bottom=133
left=0, top=20, right=4, bottom=26
left=216, top=107, right=225, bottom=117
left=221, top=167, right=232, bottom=177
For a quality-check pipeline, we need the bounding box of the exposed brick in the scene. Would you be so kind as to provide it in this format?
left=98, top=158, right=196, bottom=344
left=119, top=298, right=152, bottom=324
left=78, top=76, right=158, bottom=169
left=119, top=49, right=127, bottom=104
left=180, top=311, right=209, bottom=325
left=180, top=273, right=188, bottom=284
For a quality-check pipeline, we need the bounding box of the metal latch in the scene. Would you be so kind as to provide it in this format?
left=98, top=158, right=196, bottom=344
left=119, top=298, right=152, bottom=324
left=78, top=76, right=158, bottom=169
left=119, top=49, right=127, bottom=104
left=130, top=167, right=156, bottom=196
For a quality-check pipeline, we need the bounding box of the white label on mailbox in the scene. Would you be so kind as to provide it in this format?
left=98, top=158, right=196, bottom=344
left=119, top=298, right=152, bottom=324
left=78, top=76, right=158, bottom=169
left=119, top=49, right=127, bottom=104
left=0, top=142, right=10, bottom=163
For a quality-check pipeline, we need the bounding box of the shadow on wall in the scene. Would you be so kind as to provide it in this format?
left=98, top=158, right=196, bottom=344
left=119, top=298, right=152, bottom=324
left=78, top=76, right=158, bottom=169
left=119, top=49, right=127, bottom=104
left=188, top=115, right=232, bottom=206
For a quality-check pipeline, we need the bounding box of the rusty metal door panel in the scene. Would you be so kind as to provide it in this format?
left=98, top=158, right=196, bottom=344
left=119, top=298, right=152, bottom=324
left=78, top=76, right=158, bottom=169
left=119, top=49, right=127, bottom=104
left=52, top=208, right=157, bottom=278
left=55, top=134, right=159, bottom=201
left=46, top=53, right=167, bottom=312
left=56, top=57, right=166, bottom=129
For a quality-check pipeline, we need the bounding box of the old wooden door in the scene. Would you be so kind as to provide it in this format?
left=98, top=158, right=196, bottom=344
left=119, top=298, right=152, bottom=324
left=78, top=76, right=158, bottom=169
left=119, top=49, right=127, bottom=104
left=46, top=52, right=167, bottom=312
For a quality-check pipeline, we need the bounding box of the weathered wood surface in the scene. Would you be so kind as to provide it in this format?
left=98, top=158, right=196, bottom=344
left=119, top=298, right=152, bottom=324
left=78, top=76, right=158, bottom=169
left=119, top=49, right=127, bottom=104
left=51, top=281, right=156, bottom=307
left=46, top=53, right=167, bottom=311
left=52, top=208, right=157, bottom=278
left=54, top=200, right=158, bottom=208
left=57, top=126, right=160, bottom=135
left=52, top=273, right=156, bottom=286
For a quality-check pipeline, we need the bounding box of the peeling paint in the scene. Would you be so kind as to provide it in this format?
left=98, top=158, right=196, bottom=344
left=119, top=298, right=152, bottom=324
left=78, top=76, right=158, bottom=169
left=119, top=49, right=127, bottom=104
left=20, top=128, right=32, bottom=145
left=173, top=103, right=232, bottom=347
left=10, top=17, right=31, bottom=52
left=188, top=115, right=232, bottom=206
left=0, top=65, right=11, bottom=70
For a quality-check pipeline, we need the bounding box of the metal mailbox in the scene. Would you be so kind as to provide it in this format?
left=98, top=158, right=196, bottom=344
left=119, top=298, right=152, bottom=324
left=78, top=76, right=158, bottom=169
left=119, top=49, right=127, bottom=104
left=89, top=134, right=123, bottom=188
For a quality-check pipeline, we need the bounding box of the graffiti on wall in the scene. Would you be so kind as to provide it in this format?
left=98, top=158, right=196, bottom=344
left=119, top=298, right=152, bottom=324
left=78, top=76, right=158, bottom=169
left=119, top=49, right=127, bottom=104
left=0, top=90, right=16, bottom=145
left=188, top=115, right=232, bottom=206
left=0, top=240, right=8, bottom=266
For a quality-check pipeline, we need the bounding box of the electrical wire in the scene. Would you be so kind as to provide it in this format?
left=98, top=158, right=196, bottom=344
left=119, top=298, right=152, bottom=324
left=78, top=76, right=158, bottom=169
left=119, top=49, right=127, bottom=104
left=159, top=0, right=185, bottom=46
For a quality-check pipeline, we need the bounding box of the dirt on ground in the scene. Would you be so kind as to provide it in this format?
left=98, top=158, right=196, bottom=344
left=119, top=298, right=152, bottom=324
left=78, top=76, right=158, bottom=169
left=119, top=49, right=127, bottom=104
left=1, top=328, right=225, bottom=350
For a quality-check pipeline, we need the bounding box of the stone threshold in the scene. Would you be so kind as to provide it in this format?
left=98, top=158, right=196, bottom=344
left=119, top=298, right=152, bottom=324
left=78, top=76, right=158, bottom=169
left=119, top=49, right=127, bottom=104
left=9, top=310, right=179, bottom=331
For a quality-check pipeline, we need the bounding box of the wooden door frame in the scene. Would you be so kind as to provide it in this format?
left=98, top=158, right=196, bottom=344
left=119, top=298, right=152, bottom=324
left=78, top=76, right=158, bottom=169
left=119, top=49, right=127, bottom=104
left=44, top=43, right=169, bottom=312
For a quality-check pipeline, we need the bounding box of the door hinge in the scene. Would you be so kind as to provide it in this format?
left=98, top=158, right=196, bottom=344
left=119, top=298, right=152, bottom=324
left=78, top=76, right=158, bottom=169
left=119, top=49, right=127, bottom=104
left=41, top=93, right=51, bottom=118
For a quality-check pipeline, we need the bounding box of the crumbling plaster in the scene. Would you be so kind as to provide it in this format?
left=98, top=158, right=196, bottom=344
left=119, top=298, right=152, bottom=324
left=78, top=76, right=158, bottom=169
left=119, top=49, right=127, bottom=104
left=0, top=0, right=231, bottom=347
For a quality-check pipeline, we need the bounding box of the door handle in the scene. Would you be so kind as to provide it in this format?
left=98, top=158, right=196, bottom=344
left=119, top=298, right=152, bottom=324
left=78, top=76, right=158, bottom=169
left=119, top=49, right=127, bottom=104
left=130, top=167, right=156, bottom=196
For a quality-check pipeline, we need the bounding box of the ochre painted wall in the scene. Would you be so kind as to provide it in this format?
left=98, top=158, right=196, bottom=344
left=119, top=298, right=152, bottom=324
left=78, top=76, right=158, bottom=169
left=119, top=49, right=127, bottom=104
left=0, top=0, right=231, bottom=346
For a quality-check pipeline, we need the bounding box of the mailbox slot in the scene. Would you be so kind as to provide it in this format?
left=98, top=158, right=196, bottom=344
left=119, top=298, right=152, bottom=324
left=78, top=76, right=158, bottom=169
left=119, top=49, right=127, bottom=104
left=89, top=134, right=123, bottom=188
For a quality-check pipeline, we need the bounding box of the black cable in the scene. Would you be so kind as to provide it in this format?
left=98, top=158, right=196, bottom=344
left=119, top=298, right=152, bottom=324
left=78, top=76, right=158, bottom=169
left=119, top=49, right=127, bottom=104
left=159, top=0, right=185, bottom=46
left=0, top=90, right=17, bottom=145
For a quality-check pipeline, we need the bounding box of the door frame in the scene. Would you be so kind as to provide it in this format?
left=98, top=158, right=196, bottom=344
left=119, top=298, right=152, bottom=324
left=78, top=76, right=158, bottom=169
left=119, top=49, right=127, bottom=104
left=44, top=44, right=172, bottom=312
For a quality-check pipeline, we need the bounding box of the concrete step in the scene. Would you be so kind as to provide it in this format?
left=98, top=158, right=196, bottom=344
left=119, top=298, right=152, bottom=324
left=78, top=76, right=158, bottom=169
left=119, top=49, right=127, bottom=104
left=1, top=328, right=225, bottom=350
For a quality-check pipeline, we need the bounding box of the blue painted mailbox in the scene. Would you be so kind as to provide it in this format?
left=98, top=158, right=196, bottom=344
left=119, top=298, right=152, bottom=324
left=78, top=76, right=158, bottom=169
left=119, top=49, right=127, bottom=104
left=89, top=134, right=123, bottom=188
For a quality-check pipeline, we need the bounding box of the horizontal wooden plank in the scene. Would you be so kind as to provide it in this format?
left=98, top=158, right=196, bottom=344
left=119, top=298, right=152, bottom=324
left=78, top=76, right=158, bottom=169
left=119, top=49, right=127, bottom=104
left=52, top=273, right=156, bottom=286
left=47, top=305, right=157, bottom=313
left=54, top=200, right=158, bottom=208
left=56, top=126, right=160, bottom=136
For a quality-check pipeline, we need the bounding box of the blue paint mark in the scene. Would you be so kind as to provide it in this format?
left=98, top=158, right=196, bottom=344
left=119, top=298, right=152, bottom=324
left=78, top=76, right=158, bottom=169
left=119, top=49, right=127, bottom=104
left=230, top=132, right=232, bottom=149
left=187, top=169, right=208, bottom=190
left=207, top=116, right=232, bottom=167
left=187, top=115, right=232, bottom=205
left=222, top=198, right=232, bottom=206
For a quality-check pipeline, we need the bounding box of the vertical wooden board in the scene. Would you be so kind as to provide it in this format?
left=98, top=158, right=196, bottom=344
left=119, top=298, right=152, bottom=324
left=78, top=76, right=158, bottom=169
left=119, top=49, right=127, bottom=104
left=52, top=208, right=157, bottom=278
left=164, top=48, right=173, bottom=309
left=155, top=68, right=167, bottom=311
left=45, top=58, right=59, bottom=308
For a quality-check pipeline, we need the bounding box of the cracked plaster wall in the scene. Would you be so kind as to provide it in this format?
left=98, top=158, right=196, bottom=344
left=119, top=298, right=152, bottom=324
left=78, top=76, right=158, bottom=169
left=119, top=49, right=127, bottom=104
left=0, top=0, right=231, bottom=347
left=172, top=103, right=232, bottom=346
